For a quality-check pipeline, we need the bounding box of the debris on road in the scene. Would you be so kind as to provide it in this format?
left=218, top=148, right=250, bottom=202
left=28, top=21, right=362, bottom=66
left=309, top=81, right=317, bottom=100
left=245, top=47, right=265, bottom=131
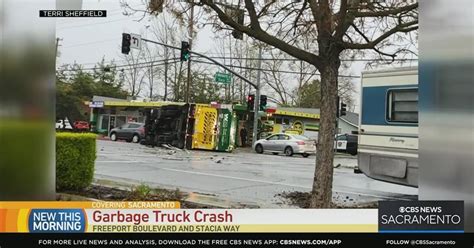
left=162, top=144, right=182, bottom=151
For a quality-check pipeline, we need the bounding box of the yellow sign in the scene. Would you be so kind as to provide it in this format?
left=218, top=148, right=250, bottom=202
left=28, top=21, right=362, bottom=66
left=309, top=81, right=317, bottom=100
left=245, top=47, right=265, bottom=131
left=274, top=110, right=320, bottom=119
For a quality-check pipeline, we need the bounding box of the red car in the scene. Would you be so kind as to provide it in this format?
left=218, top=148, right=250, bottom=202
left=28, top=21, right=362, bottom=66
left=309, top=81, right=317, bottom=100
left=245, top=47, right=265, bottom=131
left=73, top=121, right=90, bottom=131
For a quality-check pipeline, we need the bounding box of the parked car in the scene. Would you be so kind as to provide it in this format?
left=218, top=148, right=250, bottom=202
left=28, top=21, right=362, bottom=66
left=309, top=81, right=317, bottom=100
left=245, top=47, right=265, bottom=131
left=73, top=121, right=90, bottom=132
left=335, top=134, right=358, bottom=155
left=109, top=122, right=145, bottom=143
left=253, top=133, right=316, bottom=157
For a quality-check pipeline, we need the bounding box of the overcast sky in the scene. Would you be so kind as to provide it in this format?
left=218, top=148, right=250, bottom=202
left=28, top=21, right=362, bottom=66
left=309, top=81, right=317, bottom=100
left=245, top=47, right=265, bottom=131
left=55, top=0, right=364, bottom=110
left=55, top=0, right=418, bottom=112
left=57, top=0, right=215, bottom=67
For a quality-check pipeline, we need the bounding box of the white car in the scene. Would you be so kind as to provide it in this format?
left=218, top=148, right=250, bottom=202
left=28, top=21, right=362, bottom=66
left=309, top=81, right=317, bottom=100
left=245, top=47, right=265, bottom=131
left=253, top=133, right=316, bottom=157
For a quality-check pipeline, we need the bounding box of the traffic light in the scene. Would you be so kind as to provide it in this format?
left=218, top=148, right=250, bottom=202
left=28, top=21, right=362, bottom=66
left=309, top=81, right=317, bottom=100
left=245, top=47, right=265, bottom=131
left=340, top=101, right=347, bottom=116
left=121, top=33, right=131, bottom=55
left=247, top=94, right=255, bottom=111
left=336, top=96, right=347, bottom=117
left=180, top=41, right=190, bottom=61
left=259, top=95, right=267, bottom=111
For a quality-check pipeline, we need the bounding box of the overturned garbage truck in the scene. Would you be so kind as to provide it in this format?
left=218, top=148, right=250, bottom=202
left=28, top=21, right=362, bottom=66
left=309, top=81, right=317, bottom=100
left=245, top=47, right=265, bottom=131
left=141, top=103, right=237, bottom=152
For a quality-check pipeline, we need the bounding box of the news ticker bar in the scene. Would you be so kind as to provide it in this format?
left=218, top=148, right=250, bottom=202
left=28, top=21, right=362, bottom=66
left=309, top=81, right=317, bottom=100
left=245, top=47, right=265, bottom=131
left=0, top=201, right=465, bottom=233
left=0, top=202, right=377, bottom=233
left=0, top=233, right=472, bottom=248
left=39, top=10, right=107, bottom=18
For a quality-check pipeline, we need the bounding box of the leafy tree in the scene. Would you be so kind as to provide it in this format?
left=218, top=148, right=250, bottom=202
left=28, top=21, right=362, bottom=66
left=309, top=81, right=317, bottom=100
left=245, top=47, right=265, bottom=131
left=297, top=79, right=322, bottom=108
left=190, top=73, right=221, bottom=103
left=56, top=62, right=128, bottom=122
left=175, top=70, right=222, bottom=104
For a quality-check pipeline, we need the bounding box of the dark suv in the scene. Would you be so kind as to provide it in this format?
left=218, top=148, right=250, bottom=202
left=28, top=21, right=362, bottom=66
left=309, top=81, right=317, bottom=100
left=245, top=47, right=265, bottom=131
left=109, top=122, right=145, bottom=143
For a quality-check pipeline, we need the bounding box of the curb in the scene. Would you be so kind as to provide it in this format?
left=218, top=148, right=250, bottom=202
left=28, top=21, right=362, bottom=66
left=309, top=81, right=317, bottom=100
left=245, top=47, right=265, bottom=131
left=92, top=178, right=257, bottom=209
left=57, top=193, right=101, bottom=202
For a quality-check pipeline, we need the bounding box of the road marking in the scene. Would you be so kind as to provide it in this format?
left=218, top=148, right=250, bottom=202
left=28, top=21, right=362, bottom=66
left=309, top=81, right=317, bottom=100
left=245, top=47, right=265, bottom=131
left=96, top=160, right=413, bottom=201
left=96, top=161, right=142, bottom=163
left=99, top=152, right=160, bottom=157
left=99, top=162, right=414, bottom=201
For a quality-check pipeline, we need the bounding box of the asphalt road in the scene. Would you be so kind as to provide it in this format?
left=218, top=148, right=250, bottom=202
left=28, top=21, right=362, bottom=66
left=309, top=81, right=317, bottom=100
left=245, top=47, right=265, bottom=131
left=94, top=140, right=418, bottom=208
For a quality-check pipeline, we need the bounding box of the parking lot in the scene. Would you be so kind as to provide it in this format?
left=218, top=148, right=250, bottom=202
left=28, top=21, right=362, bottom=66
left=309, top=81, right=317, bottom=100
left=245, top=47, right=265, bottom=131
left=94, top=140, right=418, bottom=208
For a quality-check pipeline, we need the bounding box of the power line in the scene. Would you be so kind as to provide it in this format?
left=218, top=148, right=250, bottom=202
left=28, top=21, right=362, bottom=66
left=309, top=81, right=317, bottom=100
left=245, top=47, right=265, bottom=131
left=211, top=56, right=418, bottom=62
left=57, top=18, right=131, bottom=30
left=62, top=38, right=118, bottom=48
left=192, top=59, right=360, bottom=78
left=56, top=4, right=146, bottom=26
left=59, top=54, right=416, bottom=68
left=59, top=56, right=359, bottom=77
left=60, top=57, right=180, bottom=72
left=56, top=12, right=125, bottom=26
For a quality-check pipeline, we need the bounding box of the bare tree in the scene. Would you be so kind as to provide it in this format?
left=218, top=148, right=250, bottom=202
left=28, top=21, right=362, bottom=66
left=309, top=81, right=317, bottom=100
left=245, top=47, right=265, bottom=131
left=288, top=35, right=319, bottom=106
left=261, top=49, right=292, bottom=105
left=148, top=10, right=187, bottom=101
left=338, top=77, right=356, bottom=112
left=121, top=48, right=145, bottom=98
left=148, top=0, right=418, bottom=208
left=141, top=42, right=160, bottom=100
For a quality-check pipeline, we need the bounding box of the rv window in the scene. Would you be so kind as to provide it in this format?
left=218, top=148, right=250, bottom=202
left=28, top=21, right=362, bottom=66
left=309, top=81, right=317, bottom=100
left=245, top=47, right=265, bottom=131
left=387, top=88, right=418, bottom=123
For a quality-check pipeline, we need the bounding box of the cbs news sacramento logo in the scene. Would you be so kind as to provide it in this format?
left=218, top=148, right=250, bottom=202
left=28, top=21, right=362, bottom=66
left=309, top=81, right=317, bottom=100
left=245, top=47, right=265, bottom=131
left=378, top=201, right=464, bottom=233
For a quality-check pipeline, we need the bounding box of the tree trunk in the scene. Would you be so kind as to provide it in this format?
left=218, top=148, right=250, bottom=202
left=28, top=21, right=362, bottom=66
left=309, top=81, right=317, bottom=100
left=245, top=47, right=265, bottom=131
left=310, top=61, right=339, bottom=208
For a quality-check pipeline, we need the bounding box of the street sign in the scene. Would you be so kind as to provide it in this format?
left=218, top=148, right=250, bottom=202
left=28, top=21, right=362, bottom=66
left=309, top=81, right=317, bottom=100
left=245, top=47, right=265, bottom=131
left=130, top=33, right=141, bottom=50
left=214, top=72, right=232, bottom=84
left=89, top=101, right=104, bottom=108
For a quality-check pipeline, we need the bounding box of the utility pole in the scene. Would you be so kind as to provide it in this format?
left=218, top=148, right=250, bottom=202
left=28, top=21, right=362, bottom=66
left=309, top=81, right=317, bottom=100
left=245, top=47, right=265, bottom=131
left=185, top=2, right=194, bottom=103
left=149, top=61, right=154, bottom=100
left=55, top=37, right=62, bottom=59
left=252, top=46, right=262, bottom=146
left=229, top=37, right=233, bottom=103
left=140, top=37, right=260, bottom=150
left=164, top=47, right=169, bottom=101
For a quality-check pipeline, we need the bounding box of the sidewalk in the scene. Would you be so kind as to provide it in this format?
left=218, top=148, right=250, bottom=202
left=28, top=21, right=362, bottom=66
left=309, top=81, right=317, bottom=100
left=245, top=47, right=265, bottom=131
left=97, top=134, right=110, bottom=141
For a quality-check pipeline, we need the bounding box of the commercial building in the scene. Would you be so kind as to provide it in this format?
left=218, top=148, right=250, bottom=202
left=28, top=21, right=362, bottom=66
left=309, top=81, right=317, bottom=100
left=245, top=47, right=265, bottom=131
left=86, top=95, right=358, bottom=145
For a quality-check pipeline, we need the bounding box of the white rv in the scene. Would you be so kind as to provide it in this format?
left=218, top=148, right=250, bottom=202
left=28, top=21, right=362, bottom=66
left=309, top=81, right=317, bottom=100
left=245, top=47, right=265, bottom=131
left=358, top=67, right=418, bottom=187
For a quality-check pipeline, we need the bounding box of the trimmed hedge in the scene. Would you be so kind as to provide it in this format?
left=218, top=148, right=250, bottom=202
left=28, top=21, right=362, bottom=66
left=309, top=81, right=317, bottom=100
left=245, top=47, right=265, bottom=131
left=56, top=132, right=97, bottom=190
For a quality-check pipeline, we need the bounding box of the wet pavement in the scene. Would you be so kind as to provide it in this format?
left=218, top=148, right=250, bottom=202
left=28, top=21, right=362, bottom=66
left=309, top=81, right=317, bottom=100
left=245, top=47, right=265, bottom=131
left=94, top=140, right=418, bottom=208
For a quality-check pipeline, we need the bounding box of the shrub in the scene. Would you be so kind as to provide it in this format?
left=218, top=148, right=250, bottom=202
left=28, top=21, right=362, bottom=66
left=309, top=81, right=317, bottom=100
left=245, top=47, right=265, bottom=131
left=56, top=132, right=97, bottom=190
left=128, top=184, right=152, bottom=200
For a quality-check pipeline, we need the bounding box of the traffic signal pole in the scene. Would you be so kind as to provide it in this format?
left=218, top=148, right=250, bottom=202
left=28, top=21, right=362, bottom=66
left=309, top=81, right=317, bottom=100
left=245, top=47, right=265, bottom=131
left=253, top=46, right=262, bottom=146
left=140, top=37, right=260, bottom=146
left=185, top=3, right=194, bottom=103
